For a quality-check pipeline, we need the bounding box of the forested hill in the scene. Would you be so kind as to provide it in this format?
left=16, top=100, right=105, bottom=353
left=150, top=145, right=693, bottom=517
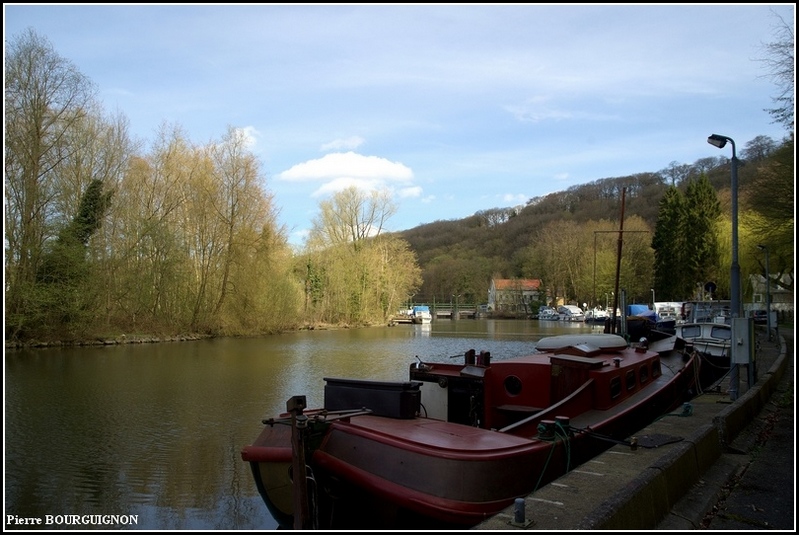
left=400, top=171, right=671, bottom=267
left=395, top=134, right=788, bottom=302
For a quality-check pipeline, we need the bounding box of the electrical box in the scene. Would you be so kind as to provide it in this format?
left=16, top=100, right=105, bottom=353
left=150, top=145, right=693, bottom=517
left=731, top=317, right=754, bottom=365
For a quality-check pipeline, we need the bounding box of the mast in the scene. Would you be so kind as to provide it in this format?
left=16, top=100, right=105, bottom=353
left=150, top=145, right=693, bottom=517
left=610, top=188, right=626, bottom=334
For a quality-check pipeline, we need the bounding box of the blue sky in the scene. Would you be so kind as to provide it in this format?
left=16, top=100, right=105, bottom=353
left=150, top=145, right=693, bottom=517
left=4, top=4, right=794, bottom=246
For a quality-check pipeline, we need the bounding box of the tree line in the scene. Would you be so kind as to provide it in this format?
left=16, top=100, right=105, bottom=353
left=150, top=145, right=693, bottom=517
left=5, top=25, right=794, bottom=344
left=399, top=140, right=793, bottom=311
left=5, top=29, right=420, bottom=343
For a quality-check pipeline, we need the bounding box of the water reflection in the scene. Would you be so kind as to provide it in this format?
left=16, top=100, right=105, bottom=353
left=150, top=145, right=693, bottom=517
left=5, top=320, right=595, bottom=530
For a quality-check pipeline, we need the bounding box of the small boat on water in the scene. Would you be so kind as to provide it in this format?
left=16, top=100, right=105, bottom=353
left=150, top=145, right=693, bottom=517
left=557, top=304, right=585, bottom=321
left=676, top=321, right=731, bottom=358
left=391, top=309, right=415, bottom=324
left=584, top=307, right=609, bottom=324
left=410, top=305, right=433, bottom=324
left=624, top=304, right=677, bottom=340
left=674, top=301, right=732, bottom=386
left=241, top=333, right=700, bottom=530
left=654, top=301, right=683, bottom=324
left=536, top=305, right=560, bottom=320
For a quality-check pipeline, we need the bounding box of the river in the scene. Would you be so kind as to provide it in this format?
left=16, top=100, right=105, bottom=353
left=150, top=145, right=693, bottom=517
left=4, top=319, right=599, bottom=530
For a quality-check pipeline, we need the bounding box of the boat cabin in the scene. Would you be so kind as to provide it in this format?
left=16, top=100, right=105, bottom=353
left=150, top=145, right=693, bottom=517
left=408, top=342, right=669, bottom=435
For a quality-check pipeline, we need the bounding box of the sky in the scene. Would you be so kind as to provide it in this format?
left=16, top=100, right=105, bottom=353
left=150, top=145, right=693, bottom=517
left=4, top=4, right=795, bottom=246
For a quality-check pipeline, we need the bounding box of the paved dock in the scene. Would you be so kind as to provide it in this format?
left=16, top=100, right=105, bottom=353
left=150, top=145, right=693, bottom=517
left=475, top=329, right=793, bottom=530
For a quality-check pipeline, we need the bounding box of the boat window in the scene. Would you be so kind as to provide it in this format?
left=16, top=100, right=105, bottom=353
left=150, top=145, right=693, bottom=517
left=504, top=375, right=523, bottom=396
left=682, top=325, right=701, bottom=338
left=625, top=370, right=636, bottom=391
left=610, top=376, right=622, bottom=399
left=652, top=359, right=661, bottom=378
left=639, top=364, right=649, bottom=384
left=711, top=326, right=732, bottom=340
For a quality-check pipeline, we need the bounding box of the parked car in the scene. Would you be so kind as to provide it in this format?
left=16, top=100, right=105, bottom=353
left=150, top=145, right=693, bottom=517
left=752, top=310, right=768, bottom=325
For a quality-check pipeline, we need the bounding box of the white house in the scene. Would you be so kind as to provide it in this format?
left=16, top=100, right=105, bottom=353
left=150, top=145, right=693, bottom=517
left=488, top=278, right=541, bottom=314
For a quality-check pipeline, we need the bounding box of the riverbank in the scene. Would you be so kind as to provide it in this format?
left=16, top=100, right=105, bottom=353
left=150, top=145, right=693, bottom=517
left=3, top=321, right=383, bottom=351
left=4, top=332, right=213, bottom=350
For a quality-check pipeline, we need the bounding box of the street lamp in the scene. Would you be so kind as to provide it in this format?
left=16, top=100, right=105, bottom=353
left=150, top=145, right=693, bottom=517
left=709, top=133, right=742, bottom=399
left=707, top=134, right=741, bottom=318
left=757, top=244, right=772, bottom=340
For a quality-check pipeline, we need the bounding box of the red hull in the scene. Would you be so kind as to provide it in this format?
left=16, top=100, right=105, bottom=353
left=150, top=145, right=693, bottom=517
left=242, top=336, right=699, bottom=529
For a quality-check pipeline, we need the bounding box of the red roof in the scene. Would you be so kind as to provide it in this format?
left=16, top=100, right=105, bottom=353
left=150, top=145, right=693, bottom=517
left=493, top=279, right=541, bottom=291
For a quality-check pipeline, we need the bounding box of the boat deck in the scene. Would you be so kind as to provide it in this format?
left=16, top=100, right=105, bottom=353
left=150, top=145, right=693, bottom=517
left=475, top=334, right=786, bottom=530
left=339, top=414, right=533, bottom=452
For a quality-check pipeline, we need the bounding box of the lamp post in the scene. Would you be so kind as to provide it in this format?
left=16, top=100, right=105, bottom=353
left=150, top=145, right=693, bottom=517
left=707, top=134, right=741, bottom=318
left=708, top=133, right=742, bottom=400
left=650, top=288, right=655, bottom=307
left=757, top=244, right=772, bottom=340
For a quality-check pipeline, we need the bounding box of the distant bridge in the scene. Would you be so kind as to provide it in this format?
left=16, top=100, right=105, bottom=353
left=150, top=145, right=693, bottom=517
left=410, top=303, right=478, bottom=319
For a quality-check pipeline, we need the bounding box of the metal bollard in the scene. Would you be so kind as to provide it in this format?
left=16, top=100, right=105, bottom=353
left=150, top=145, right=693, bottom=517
left=509, top=497, right=533, bottom=527
left=514, top=498, right=525, bottom=524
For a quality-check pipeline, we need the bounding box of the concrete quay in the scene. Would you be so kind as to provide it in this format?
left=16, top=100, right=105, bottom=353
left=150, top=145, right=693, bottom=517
left=475, top=329, right=793, bottom=531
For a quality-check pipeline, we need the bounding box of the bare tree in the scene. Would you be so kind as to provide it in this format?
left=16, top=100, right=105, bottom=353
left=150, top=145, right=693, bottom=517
left=758, top=10, right=794, bottom=131
left=5, top=28, right=98, bottom=337
left=659, top=161, right=692, bottom=187
left=308, top=186, right=397, bottom=250
left=741, top=135, right=778, bottom=162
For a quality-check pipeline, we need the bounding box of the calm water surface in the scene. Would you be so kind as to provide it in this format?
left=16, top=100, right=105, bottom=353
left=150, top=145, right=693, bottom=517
left=4, top=319, right=598, bottom=530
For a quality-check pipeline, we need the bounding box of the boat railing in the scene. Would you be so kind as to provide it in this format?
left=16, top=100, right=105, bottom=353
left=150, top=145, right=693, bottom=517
left=498, top=378, right=595, bottom=435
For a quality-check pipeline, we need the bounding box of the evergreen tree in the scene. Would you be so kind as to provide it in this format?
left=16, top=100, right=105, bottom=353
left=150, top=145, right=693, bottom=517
left=651, top=186, right=685, bottom=300
left=682, top=175, right=722, bottom=298
left=36, top=179, right=112, bottom=331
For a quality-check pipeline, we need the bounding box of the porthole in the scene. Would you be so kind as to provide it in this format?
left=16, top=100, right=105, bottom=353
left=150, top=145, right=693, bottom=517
left=610, top=376, right=622, bottom=399
left=625, top=369, right=636, bottom=390
left=504, top=375, right=523, bottom=396
left=639, top=364, right=649, bottom=384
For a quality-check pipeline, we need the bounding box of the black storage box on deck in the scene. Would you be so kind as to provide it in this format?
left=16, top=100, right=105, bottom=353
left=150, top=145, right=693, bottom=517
left=323, top=377, right=422, bottom=419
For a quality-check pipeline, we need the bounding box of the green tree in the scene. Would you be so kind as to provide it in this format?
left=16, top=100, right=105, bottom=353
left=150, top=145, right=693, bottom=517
left=652, top=186, right=686, bottom=301
left=304, top=187, right=420, bottom=324
left=681, top=175, right=722, bottom=298
left=4, top=28, right=98, bottom=338
left=36, top=178, right=113, bottom=334
left=741, top=136, right=794, bottom=294
left=743, top=137, right=794, bottom=252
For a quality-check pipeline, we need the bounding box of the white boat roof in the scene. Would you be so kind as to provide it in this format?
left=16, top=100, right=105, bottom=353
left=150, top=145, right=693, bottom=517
left=535, top=333, right=628, bottom=352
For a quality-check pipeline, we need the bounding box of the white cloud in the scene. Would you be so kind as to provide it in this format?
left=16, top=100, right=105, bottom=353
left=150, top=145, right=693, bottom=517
left=320, top=136, right=365, bottom=151
left=398, top=186, right=422, bottom=199
left=277, top=152, right=414, bottom=183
